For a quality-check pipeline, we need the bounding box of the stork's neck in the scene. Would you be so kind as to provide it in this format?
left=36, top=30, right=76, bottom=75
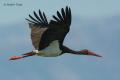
left=62, top=46, right=102, bottom=57
left=62, top=46, right=80, bottom=54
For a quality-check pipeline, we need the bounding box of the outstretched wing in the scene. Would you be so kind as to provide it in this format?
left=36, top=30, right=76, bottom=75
left=39, top=6, right=71, bottom=50
left=26, top=10, right=48, bottom=49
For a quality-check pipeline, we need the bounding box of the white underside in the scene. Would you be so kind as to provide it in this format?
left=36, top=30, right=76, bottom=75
left=34, top=40, right=62, bottom=57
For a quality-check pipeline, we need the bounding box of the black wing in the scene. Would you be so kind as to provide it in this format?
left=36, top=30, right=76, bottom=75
left=26, top=10, right=48, bottom=49
left=39, top=6, right=71, bottom=50
left=26, top=9, right=48, bottom=26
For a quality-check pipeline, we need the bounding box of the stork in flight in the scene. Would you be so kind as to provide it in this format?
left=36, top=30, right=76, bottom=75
left=10, top=6, right=102, bottom=60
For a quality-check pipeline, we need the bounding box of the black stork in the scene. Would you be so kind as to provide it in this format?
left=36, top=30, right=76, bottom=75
left=10, top=6, right=102, bottom=60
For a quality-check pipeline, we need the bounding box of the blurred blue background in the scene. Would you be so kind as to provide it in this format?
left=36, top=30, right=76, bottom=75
left=0, top=0, right=120, bottom=80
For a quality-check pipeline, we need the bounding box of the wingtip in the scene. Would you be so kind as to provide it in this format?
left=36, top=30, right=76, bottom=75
left=33, top=11, right=36, bottom=13
left=25, top=18, right=30, bottom=21
left=65, top=6, right=71, bottom=11
left=66, top=6, right=68, bottom=8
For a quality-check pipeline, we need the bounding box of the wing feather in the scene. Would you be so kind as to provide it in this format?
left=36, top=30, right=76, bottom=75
left=38, top=6, right=71, bottom=50
left=53, top=15, right=61, bottom=22
left=30, top=26, right=47, bottom=49
left=26, top=18, right=38, bottom=24
left=29, top=14, right=40, bottom=23
left=26, top=10, right=48, bottom=49
left=43, top=12, right=48, bottom=24
left=33, top=11, right=43, bottom=23
left=61, top=8, right=66, bottom=20
left=39, top=10, right=45, bottom=23
left=57, top=11, right=64, bottom=22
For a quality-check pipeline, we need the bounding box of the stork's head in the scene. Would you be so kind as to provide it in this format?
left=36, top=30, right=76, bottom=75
left=78, top=49, right=102, bottom=57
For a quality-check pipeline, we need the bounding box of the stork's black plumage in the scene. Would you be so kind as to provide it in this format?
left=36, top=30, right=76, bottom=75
left=9, top=6, right=102, bottom=60
left=39, top=7, right=71, bottom=50
left=26, top=6, right=71, bottom=51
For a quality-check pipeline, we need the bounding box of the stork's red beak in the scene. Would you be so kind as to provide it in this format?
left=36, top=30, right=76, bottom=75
left=9, top=56, right=23, bottom=60
left=79, top=49, right=102, bottom=57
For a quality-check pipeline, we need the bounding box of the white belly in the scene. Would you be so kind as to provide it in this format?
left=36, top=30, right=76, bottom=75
left=36, top=40, right=62, bottom=57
